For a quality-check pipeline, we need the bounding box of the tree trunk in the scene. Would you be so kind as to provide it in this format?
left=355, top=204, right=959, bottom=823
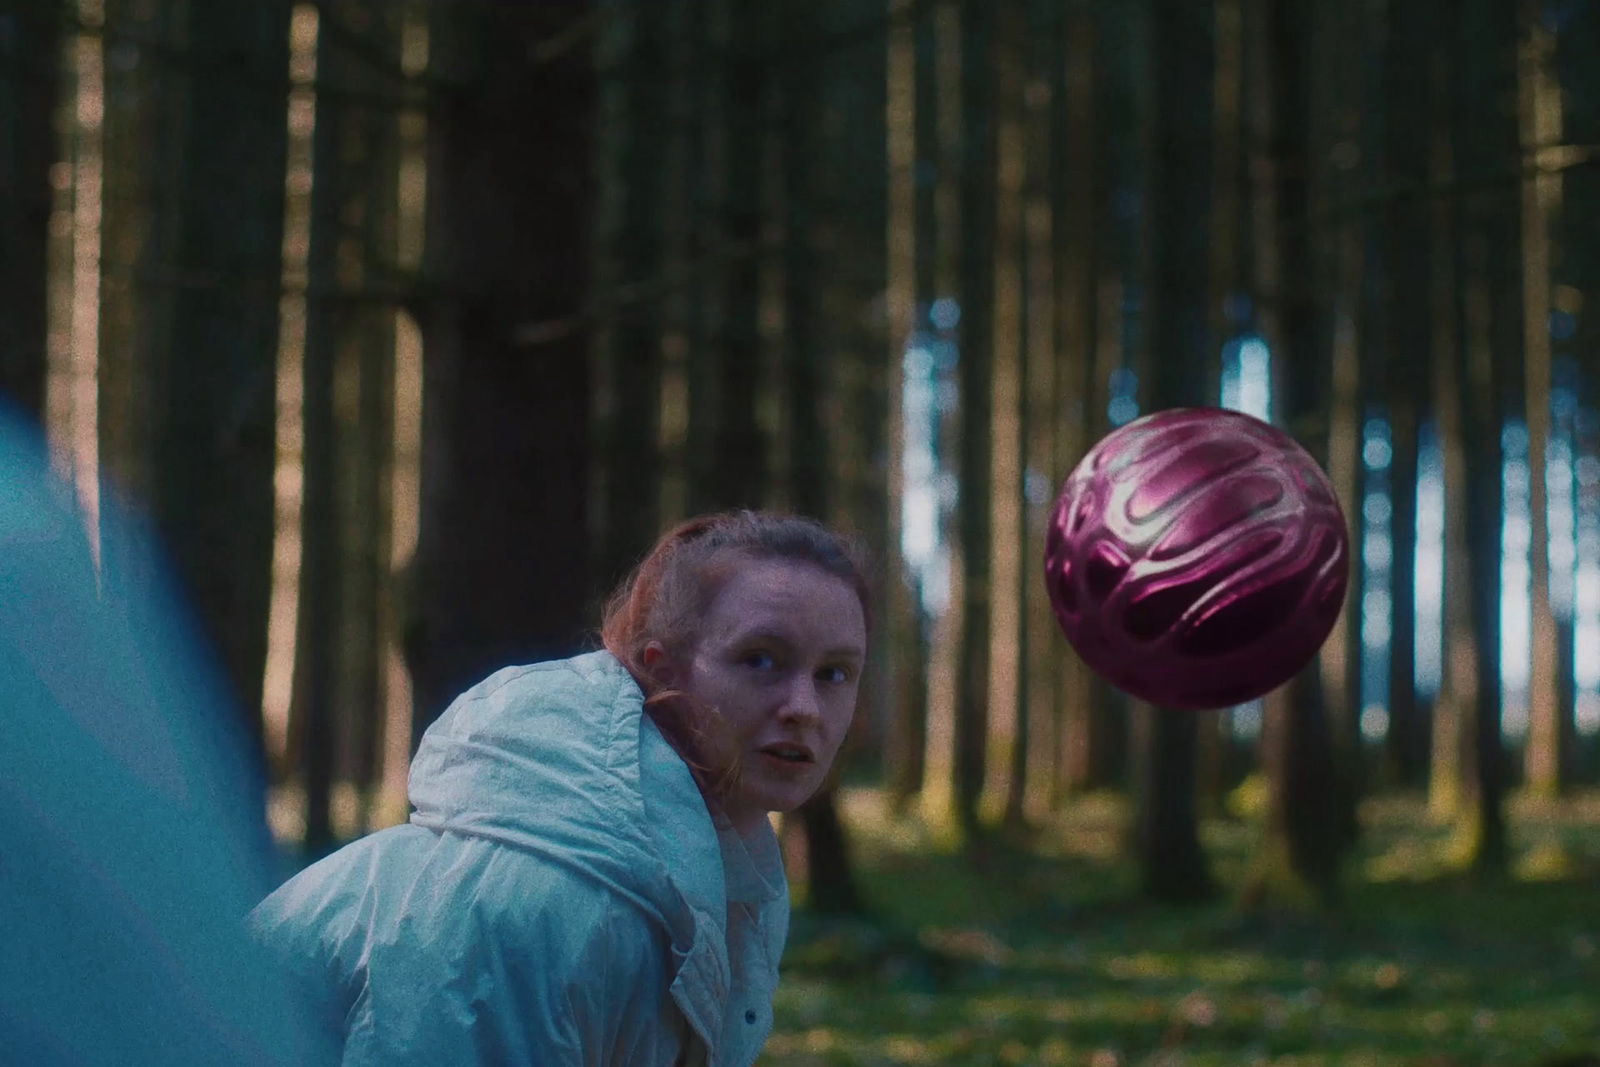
left=1237, top=0, right=1361, bottom=911
left=0, top=0, right=62, bottom=419
left=1316, top=0, right=1372, bottom=808
left=652, top=0, right=703, bottom=528
left=344, top=18, right=402, bottom=831
left=712, top=0, right=768, bottom=512
left=1516, top=11, right=1567, bottom=798
left=951, top=0, right=996, bottom=840
left=779, top=0, right=837, bottom=904
left=1066, top=0, right=1135, bottom=799
left=890, top=0, right=959, bottom=815
left=1378, top=0, right=1437, bottom=788
left=838, top=8, right=893, bottom=775
left=785, top=0, right=889, bottom=916
left=1016, top=0, right=1063, bottom=827
left=1298, top=0, right=1366, bottom=814
left=1320, top=293, right=1365, bottom=802
left=1550, top=363, right=1579, bottom=791
left=1133, top=0, right=1216, bottom=905
left=98, top=0, right=170, bottom=513
left=785, top=1, right=826, bottom=522
left=139, top=2, right=291, bottom=766
left=1049, top=2, right=1099, bottom=807
left=1520, top=15, right=1561, bottom=798
left=407, top=3, right=595, bottom=739
left=1383, top=395, right=1423, bottom=790
left=297, top=37, right=341, bottom=853
left=779, top=6, right=827, bottom=604
left=1553, top=0, right=1599, bottom=791
left=982, top=0, right=1025, bottom=830
left=93, top=0, right=286, bottom=766
left=800, top=783, right=863, bottom=913
left=1428, top=15, right=1471, bottom=820
left=682, top=0, right=723, bottom=521
left=1454, top=248, right=1510, bottom=872
left=295, top=0, right=404, bottom=852
left=1430, top=236, right=1475, bottom=821
left=1447, top=0, right=1518, bottom=872
left=1247, top=678, right=1347, bottom=911
left=1349, top=0, right=1384, bottom=794
left=1195, top=0, right=1245, bottom=822
left=916, top=0, right=966, bottom=837
left=594, top=0, right=666, bottom=599
left=884, top=0, right=929, bottom=811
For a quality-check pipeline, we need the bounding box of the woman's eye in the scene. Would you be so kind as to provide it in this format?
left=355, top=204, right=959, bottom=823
left=820, top=666, right=852, bottom=684
left=743, top=651, right=775, bottom=670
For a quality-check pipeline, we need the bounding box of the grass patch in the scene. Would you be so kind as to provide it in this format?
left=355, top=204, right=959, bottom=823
left=766, top=789, right=1600, bottom=1067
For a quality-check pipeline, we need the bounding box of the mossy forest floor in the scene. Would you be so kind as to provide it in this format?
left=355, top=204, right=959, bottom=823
left=765, top=788, right=1600, bottom=1067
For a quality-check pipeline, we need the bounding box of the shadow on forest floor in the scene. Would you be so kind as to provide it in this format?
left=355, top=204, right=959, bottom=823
left=768, top=789, right=1600, bottom=1067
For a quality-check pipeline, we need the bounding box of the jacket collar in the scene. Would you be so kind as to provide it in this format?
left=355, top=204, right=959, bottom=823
left=707, top=802, right=784, bottom=906
left=409, top=649, right=779, bottom=1064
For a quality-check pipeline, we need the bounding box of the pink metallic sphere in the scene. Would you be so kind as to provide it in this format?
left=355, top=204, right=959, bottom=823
left=1044, top=406, right=1350, bottom=711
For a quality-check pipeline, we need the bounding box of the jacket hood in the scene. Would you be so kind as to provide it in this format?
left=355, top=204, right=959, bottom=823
left=406, top=650, right=727, bottom=941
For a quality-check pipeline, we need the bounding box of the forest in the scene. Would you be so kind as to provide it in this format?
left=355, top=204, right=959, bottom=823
left=2, top=0, right=1597, bottom=1063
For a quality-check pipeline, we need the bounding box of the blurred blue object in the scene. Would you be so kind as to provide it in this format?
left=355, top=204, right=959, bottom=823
left=0, top=399, right=334, bottom=1066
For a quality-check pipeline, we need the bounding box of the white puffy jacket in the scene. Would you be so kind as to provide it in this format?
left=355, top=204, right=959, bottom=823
left=249, top=650, right=790, bottom=1067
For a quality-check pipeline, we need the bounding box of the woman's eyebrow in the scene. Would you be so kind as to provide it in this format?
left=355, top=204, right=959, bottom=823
left=740, top=628, right=865, bottom=661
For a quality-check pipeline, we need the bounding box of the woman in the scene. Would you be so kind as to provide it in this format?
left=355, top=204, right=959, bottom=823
left=249, top=510, right=873, bottom=1066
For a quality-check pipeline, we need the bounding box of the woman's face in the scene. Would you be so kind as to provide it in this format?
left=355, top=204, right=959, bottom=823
left=647, top=558, right=867, bottom=834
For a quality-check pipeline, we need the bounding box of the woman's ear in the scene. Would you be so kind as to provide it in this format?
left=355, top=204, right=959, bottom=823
left=642, top=641, right=673, bottom=683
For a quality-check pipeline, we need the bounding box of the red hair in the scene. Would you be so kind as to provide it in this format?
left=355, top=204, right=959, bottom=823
left=598, top=509, right=875, bottom=802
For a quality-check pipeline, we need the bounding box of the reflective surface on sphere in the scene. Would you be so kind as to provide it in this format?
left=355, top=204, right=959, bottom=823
left=1044, top=406, right=1349, bottom=711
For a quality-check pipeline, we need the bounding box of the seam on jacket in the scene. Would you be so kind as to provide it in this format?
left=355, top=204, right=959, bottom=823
left=600, top=660, right=638, bottom=818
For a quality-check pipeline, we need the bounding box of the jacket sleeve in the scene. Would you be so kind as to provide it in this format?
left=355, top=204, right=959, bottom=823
left=334, top=848, right=691, bottom=1067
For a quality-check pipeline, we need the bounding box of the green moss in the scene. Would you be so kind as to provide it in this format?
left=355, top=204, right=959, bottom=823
left=765, top=788, right=1600, bottom=1067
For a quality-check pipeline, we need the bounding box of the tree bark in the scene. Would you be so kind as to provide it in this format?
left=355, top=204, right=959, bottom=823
left=787, top=0, right=886, bottom=916
left=884, top=0, right=929, bottom=812
left=951, top=0, right=996, bottom=840
left=1383, top=391, right=1423, bottom=788
left=1553, top=0, right=1598, bottom=793
left=711, top=0, right=768, bottom=512
left=838, top=2, right=893, bottom=776
left=594, top=0, right=666, bottom=600
left=407, top=3, right=595, bottom=740
left=1378, top=0, right=1438, bottom=788
left=142, top=2, right=292, bottom=765
left=651, top=0, right=703, bottom=527
left=1236, top=0, right=1359, bottom=910
left=800, top=784, right=863, bottom=913
left=1016, top=0, right=1064, bottom=827
left=914, top=0, right=965, bottom=836
left=982, top=0, right=1025, bottom=830
left=1428, top=12, right=1472, bottom=821
left=1049, top=2, right=1099, bottom=806
left=1521, top=16, right=1561, bottom=799
left=1195, top=0, right=1245, bottom=821
left=97, top=0, right=169, bottom=512
left=1447, top=0, right=1517, bottom=873
left=682, top=0, right=724, bottom=520
left=1065, top=0, right=1132, bottom=799
left=295, top=0, right=403, bottom=853
left=0, top=0, right=63, bottom=419
left=1430, top=228, right=1476, bottom=821
left=297, top=8, right=345, bottom=854
left=344, top=13, right=402, bottom=829
left=1133, top=0, right=1216, bottom=904
left=1318, top=0, right=1372, bottom=806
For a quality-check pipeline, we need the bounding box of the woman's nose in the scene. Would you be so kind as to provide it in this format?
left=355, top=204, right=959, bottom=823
left=777, top=678, right=823, bottom=723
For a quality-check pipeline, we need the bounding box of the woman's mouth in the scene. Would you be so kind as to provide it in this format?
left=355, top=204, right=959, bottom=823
left=759, top=742, right=815, bottom=767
